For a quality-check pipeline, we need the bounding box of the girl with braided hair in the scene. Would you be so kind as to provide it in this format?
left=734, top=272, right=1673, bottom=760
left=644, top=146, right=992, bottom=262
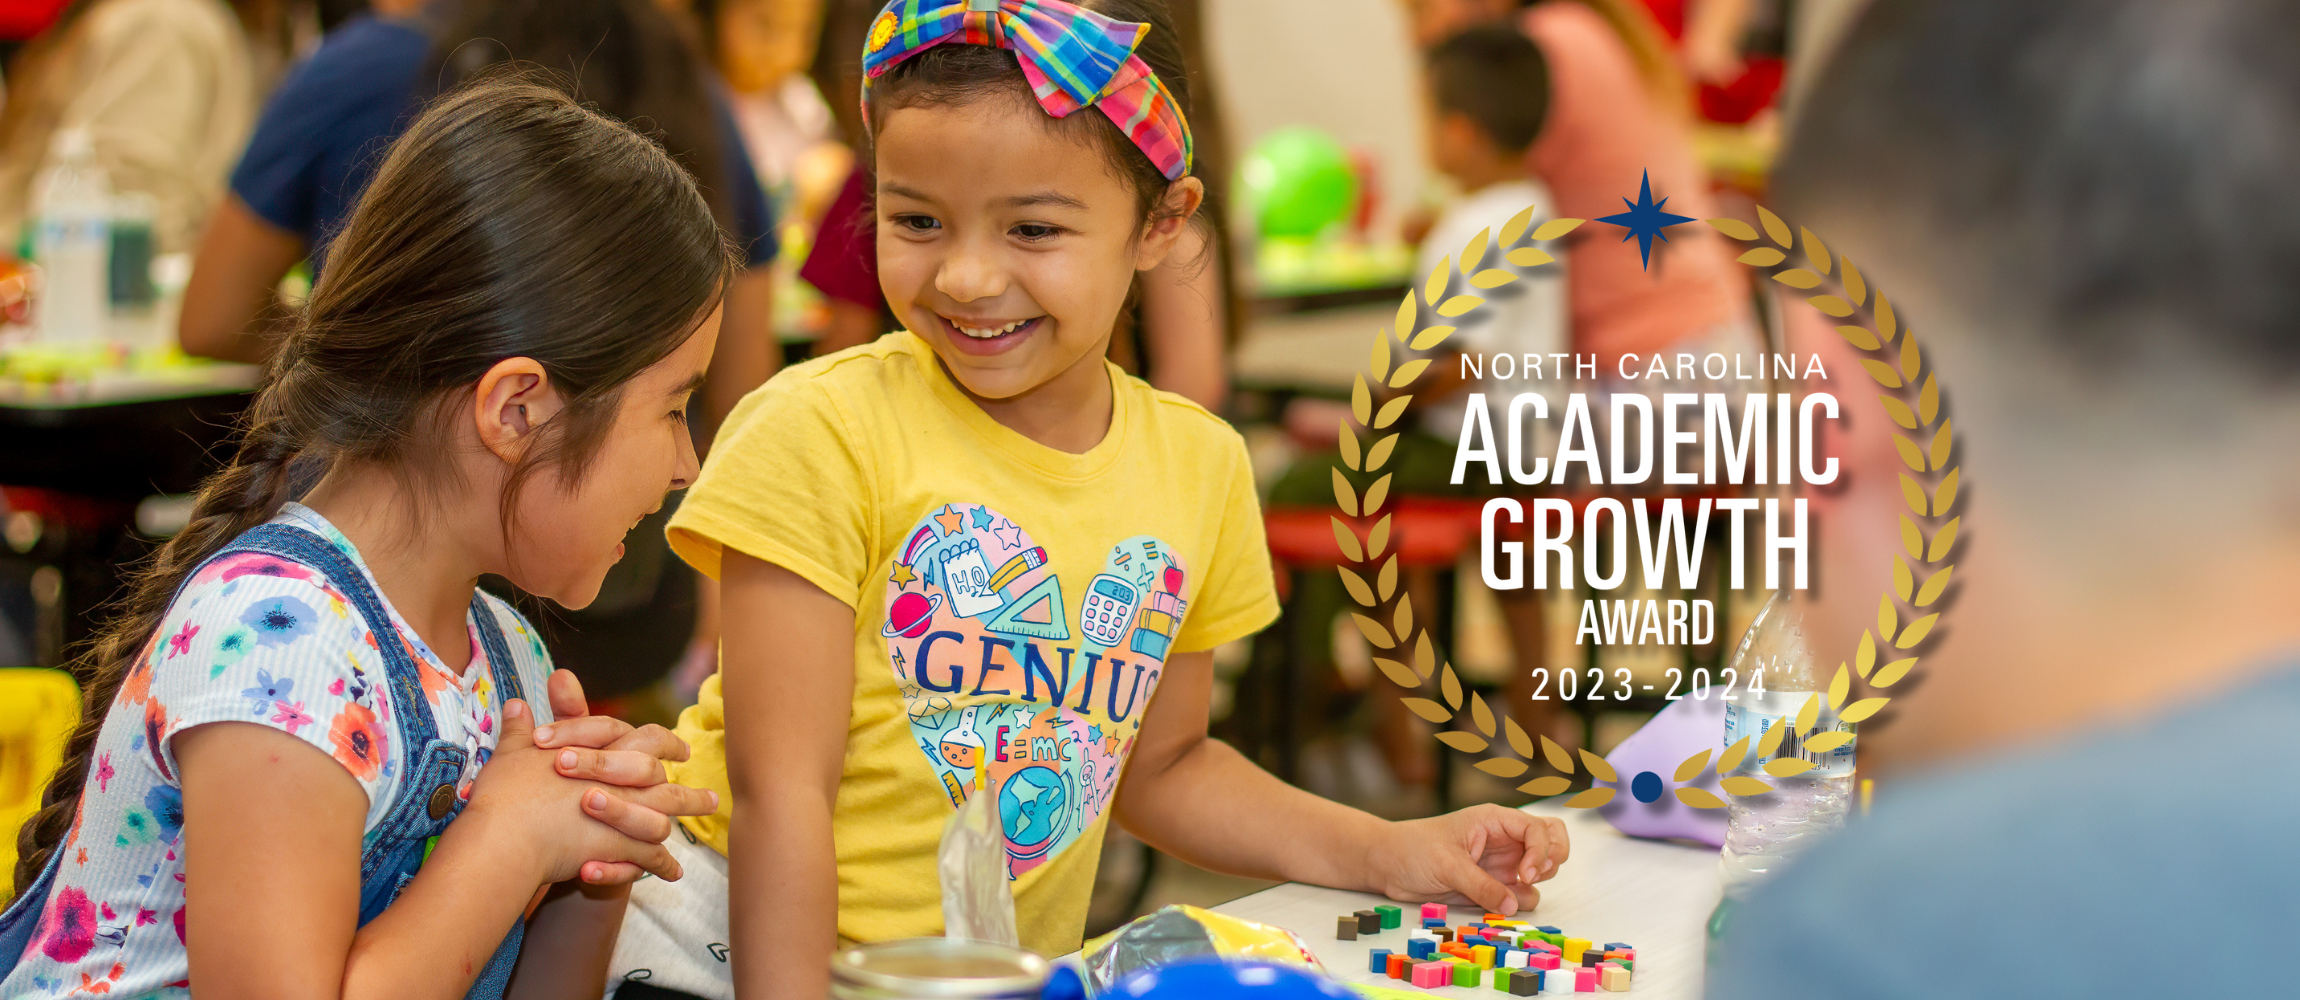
left=1, top=77, right=725, bottom=999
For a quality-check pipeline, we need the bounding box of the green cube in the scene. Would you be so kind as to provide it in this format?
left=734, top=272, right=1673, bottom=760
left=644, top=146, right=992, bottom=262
left=1607, top=959, right=1634, bottom=972
left=1492, top=969, right=1513, bottom=992
left=1453, top=963, right=1481, bottom=988
left=1376, top=905, right=1402, bottom=929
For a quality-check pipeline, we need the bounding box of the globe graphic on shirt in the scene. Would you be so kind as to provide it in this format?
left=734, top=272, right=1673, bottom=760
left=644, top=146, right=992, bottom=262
left=998, top=765, right=1070, bottom=851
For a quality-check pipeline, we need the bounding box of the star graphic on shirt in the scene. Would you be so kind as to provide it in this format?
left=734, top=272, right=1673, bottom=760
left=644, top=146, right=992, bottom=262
left=1088, top=724, right=1103, bottom=743
left=993, top=518, right=1025, bottom=548
left=1596, top=170, right=1696, bottom=270
left=890, top=561, right=918, bottom=587
left=932, top=505, right=965, bottom=534
left=969, top=506, right=994, bottom=530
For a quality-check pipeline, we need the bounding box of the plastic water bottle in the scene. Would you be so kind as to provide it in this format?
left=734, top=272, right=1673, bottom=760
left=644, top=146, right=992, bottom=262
left=31, top=128, right=112, bottom=343
left=1705, top=592, right=1854, bottom=961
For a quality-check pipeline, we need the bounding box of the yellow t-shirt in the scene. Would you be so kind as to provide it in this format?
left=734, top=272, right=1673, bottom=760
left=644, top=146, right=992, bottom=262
left=664, top=332, right=1279, bottom=955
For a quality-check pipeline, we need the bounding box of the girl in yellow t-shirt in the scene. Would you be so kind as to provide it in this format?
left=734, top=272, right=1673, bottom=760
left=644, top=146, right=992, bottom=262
left=614, top=2, right=1571, bottom=997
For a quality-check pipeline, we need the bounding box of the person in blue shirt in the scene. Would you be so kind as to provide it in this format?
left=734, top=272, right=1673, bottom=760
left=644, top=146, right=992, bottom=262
left=1709, top=0, right=2300, bottom=996
left=179, top=0, right=780, bottom=443
left=179, top=0, right=784, bottom=707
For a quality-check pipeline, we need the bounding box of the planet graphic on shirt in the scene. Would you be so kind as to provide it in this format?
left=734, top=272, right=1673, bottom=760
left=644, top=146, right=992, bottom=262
left=997, top=764, right=1069, bottom=851
left=882, top=591, right=943, bottom=638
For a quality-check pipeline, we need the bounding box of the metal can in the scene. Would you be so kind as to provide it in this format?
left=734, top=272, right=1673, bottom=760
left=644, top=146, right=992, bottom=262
left=830, top=938, right=1049, bottom=1000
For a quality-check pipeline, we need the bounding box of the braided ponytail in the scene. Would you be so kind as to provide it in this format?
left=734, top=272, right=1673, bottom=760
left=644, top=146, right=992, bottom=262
left=11, top=76, right=734, bottom=891
left=11, top=404, right=305, bottom=888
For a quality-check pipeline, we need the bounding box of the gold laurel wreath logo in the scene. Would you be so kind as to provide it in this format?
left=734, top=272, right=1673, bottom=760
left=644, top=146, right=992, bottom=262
left=1328, top=204, right=1962, bottom=809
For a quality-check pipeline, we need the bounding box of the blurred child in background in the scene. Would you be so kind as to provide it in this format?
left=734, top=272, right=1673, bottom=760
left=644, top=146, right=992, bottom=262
left=1403, top=0, right=1753, bottom=374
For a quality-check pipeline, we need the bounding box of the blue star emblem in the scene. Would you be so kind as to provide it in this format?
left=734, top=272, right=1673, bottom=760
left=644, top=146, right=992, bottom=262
left=1596, top=170, right=1696, bottom=270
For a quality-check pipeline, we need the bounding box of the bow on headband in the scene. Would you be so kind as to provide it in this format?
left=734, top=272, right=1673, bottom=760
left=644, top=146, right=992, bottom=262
left=862, top=0, right=1195, bottom=181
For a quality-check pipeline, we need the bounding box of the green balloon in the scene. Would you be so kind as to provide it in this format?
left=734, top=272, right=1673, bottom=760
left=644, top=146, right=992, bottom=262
left=1239, top=128, right=1358, bottom=240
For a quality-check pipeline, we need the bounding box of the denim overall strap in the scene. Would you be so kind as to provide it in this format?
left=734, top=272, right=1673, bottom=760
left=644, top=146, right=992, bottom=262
left=459, top=592, right=528, bottom=998
left=201, top=524, right=523, bottom=998
left=0, top=840, right=66, bottom=980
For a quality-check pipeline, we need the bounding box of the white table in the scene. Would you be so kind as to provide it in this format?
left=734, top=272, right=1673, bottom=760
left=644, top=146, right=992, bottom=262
left=1206, top=802, right=1721, bottom=999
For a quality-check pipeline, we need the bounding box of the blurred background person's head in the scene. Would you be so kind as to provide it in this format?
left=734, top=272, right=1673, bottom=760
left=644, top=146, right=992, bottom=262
left=1421, top=23, right=1550, bottom=194
left=1776, top=0, right=2300, bottom=766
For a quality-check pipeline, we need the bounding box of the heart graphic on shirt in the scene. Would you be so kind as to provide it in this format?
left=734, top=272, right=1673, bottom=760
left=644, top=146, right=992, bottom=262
left=881, top=502, right=1185, bottom=878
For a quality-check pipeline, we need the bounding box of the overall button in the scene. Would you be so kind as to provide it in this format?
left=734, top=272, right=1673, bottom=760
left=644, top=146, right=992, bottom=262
left=427, top=782, right=456, bottom=820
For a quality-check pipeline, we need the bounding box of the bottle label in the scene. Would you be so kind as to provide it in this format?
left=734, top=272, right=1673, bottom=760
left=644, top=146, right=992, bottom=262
left=1722, top=690, right=1855, bottom=777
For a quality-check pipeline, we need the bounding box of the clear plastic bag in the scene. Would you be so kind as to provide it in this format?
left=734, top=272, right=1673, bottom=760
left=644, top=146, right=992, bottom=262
left=940, top=784, right=1019, bottom=947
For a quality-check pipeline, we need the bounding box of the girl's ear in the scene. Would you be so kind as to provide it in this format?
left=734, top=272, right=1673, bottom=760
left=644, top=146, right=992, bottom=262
left=473, top=357, right=566, bottom=464
left=1134, top=176, right=1208, bottom=272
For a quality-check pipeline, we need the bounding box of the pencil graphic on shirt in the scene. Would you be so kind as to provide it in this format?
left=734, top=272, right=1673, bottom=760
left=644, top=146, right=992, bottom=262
left=986, top=547, right=1049, bottom=592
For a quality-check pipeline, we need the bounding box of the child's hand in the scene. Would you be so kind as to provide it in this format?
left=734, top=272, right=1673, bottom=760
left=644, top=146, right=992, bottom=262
left=531, top=669, right=699, bottom=886
left=1368, top=804, right=1570, bottom=915
left=462, top=698, right=717, bottom=888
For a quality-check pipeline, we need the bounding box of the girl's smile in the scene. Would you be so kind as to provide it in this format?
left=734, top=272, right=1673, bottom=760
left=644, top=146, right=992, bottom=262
left=937, top=313, right=1048, bottom=356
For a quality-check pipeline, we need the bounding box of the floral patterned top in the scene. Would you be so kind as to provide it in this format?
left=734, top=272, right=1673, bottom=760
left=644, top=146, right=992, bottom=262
left=0, top=503, right=556, bottom=998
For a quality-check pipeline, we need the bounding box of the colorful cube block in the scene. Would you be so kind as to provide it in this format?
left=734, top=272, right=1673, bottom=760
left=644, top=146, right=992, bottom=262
left=1535, top=926, right=1561, bottom=935
left=1573, top=967, right=1598, bottom=993
left=1602, top=960, right=1631, bottom=974
left=1387, top=954, right=1410, bottom=980
left=1336, top=916, right=1357, bottom=941
left=1412, top=961, right=1453, bottom=989
left=1472, top=945, right=1496, bottom=969
left=1493, top=969, right=1514, bottom=992
left=1424, top=918, right=1448, bottom=930
left=1515, top=970, right=1542, bottom=996
left=1359, top=910, right=1383, bottom=935
left=1562, top=938, right=1591, bottom=963
left=1377, top=905, right=1403, bottom=929
left=1453, top=963, right=1482, bottom=988
left=1599, top=966, right=1629, bottom=992
left=1530, top=953, right=1560, bottom=971
left=1422, top=903, right=1449, bottom=921
left=1503, top=951, right=1530, bottom=969
left=1602, top=943, right=1629, bottom=952
left=1370, top=949, right=1393, bottom=974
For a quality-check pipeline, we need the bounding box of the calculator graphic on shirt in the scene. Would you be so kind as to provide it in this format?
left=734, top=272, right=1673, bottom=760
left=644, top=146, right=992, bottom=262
left=1079, top=574, right=1141, bottom=648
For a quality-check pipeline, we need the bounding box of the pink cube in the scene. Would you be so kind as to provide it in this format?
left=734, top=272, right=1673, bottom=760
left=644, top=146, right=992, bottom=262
left=1574, top=967, right=1598, bottom=992
left=1412, top=962, right=1454, bottom=989
left=1421, top=903, right=1448, bottom=921
left=1530, top=953, right=1561, bottom=971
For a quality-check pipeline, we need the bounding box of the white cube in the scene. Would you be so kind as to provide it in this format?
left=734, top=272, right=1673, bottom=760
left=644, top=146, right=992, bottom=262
left=1503, top=952, right=1529, bottom=969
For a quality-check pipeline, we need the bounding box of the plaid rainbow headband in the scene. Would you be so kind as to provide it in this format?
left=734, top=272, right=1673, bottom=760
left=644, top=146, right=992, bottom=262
left=862, top=0, right=1195, bottom=181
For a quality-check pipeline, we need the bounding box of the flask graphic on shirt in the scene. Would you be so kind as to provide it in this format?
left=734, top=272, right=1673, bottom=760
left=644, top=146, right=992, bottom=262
left=1078, top=574, right=1140, bottom=648
left=936, top=537, right=1004, bottom=618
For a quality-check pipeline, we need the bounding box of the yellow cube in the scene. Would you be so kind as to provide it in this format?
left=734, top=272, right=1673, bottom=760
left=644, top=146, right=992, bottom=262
left=1562, top=938, right=1591, bottom=963
left=1472, top=945, right=1495, bottom=969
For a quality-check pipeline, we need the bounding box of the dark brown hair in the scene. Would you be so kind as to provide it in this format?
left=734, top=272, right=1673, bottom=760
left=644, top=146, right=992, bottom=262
left=861, top=0, right=1199, bottom=232
left=426, top=0, right=736, bottom=241
left=1427, top=23, right=1551, bottom=154
left=12, top=77, right=737, bottom=888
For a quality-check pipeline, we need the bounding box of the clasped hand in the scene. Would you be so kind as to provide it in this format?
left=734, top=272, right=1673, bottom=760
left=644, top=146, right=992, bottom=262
left=464, top=670, right=716, bottom=888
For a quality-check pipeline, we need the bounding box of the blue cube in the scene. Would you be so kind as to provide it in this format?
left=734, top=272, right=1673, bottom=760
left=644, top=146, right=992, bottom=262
left=1536, top=926, right=1561, bottom=935
left=1603, top=942, right=1629, bottom=952
left=1369, top=949, right=1392, bottom=974
left=1408, top=939, right=1435, bottom=960
left=1423, top=918, right=1447, bottom=929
